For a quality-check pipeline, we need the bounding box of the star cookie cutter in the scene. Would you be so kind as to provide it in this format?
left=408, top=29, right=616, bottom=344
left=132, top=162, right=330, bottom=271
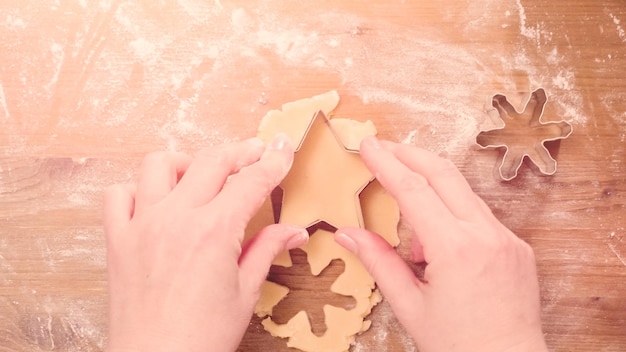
left=271, top=110, right=374, bottom=230
left=250, top=91, right=400, bottom=352
left=476, top=88, right=573, bottom=181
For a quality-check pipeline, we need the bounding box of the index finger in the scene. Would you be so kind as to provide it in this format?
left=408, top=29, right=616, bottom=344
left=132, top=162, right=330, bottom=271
left=380, top=140, right=486, bottom=221
left=167, top=138, right=266, bottom=208
left=206, top=134, right=294, bottom=240
left=359, top=136, right=456, bottom=259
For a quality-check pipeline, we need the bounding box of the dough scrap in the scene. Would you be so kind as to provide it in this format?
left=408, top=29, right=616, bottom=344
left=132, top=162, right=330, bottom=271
left=249, top=91, right=400, bottom=352
left=257, top=90, right=340, bottom=149
left=329, top=118, right=377, bottom=151
left=360, top=180, right=400, bottom=247
left=256, top=281, right=290, bottom=317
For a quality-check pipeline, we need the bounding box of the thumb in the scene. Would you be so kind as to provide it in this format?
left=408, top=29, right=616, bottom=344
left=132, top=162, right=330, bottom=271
left=334, top=227, right=422, bottom=316
left=238, top=224, right=309, bottom=296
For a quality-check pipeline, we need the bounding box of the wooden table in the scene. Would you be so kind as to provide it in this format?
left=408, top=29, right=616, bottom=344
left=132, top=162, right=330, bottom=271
left=1, top=1, right=624, bottom=351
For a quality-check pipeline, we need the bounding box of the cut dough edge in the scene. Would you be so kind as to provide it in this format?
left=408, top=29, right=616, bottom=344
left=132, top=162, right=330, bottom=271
left=255, top=230, right=388, bottom=352
left=246, top=91, right=400, bottom=352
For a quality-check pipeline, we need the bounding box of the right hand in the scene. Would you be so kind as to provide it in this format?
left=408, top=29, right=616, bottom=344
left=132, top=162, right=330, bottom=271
left=334, top=136, right=547, bottom=352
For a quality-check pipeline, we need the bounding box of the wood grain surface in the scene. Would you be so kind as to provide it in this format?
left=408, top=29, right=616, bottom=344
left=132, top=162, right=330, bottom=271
left=0, top=1, right=625, bottom=351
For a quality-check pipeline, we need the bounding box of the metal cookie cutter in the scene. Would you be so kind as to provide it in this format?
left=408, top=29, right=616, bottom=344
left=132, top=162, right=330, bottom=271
left=271, top=110, right=375, bottom=231
left=476, top=88, right=573, bottom=181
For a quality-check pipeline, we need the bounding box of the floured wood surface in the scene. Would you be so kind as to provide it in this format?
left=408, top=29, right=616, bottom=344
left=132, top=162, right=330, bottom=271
left=0, top=1, right=625, bottom=351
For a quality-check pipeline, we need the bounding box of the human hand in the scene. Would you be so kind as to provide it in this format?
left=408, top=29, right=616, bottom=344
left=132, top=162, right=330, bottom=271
left=103, top=135, right=308, bottom=352
left=334, top=136, right=547, bottom=352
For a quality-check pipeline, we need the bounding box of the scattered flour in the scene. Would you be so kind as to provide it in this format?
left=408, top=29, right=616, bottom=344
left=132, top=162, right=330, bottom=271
left=45, top=43, right=64, bottom=91
left=3, top=13, right=27, bottom=30
left=27, top=0, right=584, bottom=155
left=609, top=13, right=626, bottom=42
left=0, top=81, right=9, bottom=118
left=221, top=2, right=584, bottom=147
left=600, top=91, right=626, bottom=130
left=608, top=243, right=626, bottom=267
left=516, top=0, right=538, bottom=40
left=352, top=303, right=416, bottom=352
left=401, top=130, right=417, bottom=145
left=515, top=0, right=555, bottom=44
left=129, top=38, right=158, bottom=64
left=607, top=231, right=626, bottom=267
left=231, top=7, right=254, bottom=33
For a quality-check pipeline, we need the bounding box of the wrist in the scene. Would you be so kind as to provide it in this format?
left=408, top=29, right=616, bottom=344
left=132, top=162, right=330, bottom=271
left=107, top=323, right=194, bottom=352
left=503, top=336, right=548, bottom=352
left=485, top=329, right=548, bottom=352
left=108, top=322, right=240, bottom=352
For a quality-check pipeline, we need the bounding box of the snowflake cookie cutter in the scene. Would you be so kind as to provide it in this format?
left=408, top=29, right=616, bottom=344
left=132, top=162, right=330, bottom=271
left=476, top=88, right=573, bottom=181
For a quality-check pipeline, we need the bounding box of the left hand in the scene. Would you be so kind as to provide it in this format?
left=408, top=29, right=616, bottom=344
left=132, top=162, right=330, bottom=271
left=104, top=134, right=308, bottom=352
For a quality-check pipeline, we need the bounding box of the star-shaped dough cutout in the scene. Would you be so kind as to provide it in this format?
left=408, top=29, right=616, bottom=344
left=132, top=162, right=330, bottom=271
left=476, top=88, right=573, bottom=180
left=276, top=111, right=373, bottom=228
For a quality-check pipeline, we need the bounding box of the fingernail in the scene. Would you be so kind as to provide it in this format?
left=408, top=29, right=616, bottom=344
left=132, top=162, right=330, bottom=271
left=286, top=228, right=309, bottom=249
left=269, top=133, right=291, bottom=151
left=246, top=137, right=265, bottom=149
left=363, top=135, right=381, bottom=149
left=335, top=233, right=358, bottom=254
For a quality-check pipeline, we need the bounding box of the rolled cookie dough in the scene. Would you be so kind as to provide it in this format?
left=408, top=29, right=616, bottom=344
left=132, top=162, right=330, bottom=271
left=246, top=91, right=400, bottom=352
